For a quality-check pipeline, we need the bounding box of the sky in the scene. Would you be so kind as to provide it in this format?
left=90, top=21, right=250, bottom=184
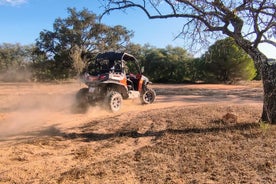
left=0, top=0, right=275, bottom=58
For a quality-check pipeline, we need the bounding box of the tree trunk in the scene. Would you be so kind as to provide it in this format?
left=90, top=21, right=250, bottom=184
left=235, top=38, right=276, bottom=124
left=261, top=63, right=276, bottom=124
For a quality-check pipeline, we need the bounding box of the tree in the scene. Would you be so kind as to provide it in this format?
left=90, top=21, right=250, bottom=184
left=188, top=57, right=207, bottom=82
left=101, top=0, right=276, bottom=124
left=70, top=45, right=86, bottom=76
left=143, top=46, right=192, bottom=83
left=144, top=48, right=174, bottom=82
left=203, top=37, right=256, bottom=83
left=0, top=43, right=33, bottom=81
left=35, top=8, right=134, bottom=79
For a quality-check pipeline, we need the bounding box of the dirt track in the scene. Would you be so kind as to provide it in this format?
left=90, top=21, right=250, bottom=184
left=1, top=82, right=275, bottom=184
left=0, top=82, right=263, bottom=136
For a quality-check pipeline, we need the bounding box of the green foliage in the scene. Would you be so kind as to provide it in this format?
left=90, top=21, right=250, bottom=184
left=0, top=43, right=33, bottom=81
left=142, top=46, right=193, bottom=83
left=0, top=24, right=259, bottom=84
left=124, top=40, right=257, bottom=84
left=124, top=43, right=145, bottom=73
left=187, top=58, right=207, bottom=82
left=0, top=40, right=258, bottom=83
left=34, top=8, right=133, bottom=81
left=202, top=37, right=257, bottom=83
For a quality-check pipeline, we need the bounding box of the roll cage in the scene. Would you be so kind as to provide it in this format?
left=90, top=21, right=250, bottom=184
left=92, top=52, right=141, bottom=75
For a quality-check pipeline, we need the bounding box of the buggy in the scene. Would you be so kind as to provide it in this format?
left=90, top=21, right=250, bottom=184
left=75, top=52, right=156, bottom=112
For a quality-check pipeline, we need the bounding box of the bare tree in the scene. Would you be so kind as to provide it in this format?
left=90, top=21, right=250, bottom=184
left=100, top=0, right=276, bottom=124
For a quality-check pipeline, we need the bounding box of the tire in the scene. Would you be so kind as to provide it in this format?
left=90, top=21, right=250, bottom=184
left=105, top=91, right=123, bottom=112
left=73, top=88, right=89, bottom=113
left=140, top=88, right=156, bottom=104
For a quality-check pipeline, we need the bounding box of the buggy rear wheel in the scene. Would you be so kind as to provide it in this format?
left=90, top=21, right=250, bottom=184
left=140, top=88, right=156, bottom=104
left=105, top=91, right=123, bottom=112
left=73, top=88, right=89, bottom=113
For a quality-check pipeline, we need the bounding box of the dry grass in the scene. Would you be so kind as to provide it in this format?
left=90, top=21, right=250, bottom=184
left=0, top=82, right=275, bottom=184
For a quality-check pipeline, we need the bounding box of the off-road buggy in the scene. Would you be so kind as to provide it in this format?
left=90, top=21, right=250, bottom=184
left=75, top=52, right=156, bottom=113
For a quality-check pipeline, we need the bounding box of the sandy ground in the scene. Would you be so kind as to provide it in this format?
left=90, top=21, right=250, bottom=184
left=0, top=82, right=263, bottom=136
left=0, top=81, right=275, bottom=183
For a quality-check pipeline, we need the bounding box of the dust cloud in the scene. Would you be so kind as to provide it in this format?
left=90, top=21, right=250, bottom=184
left=0, top=81, right=107, bottom=139
left=0, top=82, right=149, bottom=139
left=0, top=80, right=124, bottom=139
left=0, top=92, right=76, bottom=138
left=0, top=69, right=32, bottom=82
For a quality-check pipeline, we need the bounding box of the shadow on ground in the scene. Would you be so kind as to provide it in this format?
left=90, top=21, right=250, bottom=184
left=7, top=121, right=259, bottom=143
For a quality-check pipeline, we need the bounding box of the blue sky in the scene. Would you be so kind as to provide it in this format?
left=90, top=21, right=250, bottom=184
left=0, top=0, right=184, bottom=46
left=0, top=0, right=275, bottom=58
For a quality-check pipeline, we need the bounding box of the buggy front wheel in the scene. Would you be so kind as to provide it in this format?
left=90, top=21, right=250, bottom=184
left=140, top=88, right=156, bottom=104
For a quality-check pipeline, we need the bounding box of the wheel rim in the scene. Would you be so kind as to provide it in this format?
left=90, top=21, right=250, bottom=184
left=111, top=96, right=121, bottom=110
left=144, top=91, right=154, bottom=103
